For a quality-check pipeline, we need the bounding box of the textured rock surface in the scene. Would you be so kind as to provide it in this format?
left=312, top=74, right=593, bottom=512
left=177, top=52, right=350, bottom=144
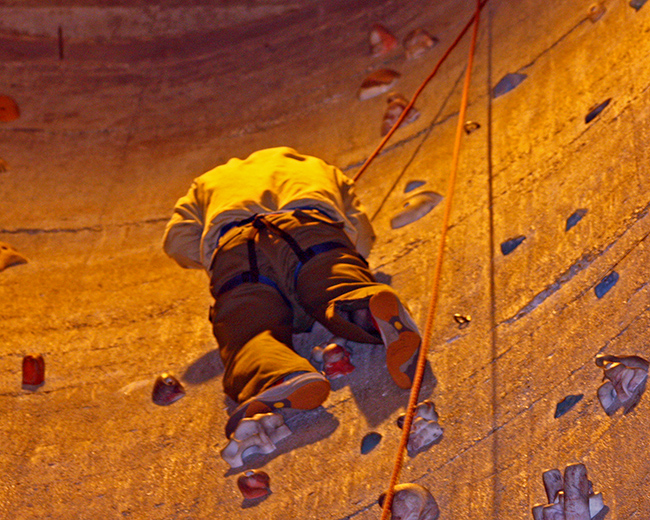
left=1, top=0, right=650, bottom=518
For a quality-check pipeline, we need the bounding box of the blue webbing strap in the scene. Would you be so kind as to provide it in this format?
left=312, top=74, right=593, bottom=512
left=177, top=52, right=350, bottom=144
left=216, top=219, right=293, bottom=307
left=217, top=271, right=293, bottom=308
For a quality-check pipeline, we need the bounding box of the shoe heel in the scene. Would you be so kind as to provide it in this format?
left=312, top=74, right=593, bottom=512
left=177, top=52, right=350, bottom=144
left=369, top=291, right=401, bottom=324
left=369, top=291, right=420, bottom=389
left=386, top=331, right=420, bottom=389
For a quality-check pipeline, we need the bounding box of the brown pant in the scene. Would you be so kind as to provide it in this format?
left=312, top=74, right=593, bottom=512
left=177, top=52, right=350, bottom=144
left=209, top=210, right=399, bottom=403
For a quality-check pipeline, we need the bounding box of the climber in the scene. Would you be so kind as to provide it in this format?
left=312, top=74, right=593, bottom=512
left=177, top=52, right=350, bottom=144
left=163, top=146, right=421, bottom=438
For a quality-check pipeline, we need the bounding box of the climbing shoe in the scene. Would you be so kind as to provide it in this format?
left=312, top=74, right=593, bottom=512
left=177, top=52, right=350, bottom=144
left=225, top=371, right=330, bottom=438
left=368, top=290, right=420, bottom=389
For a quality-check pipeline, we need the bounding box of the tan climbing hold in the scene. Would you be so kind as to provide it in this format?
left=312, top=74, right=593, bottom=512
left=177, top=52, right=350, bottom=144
left=588, top=3, right=606, bottom=22
left=0, top=95, right=20, bottom=122
left=381, top=92, right=420, bottom=136
left=0, top=241, right=28, bottom=272
left=390, top=191, right=443, bottom=229
left=404, top=28, right=438, bottom=60
left=358, top=69, right=401, bottom=101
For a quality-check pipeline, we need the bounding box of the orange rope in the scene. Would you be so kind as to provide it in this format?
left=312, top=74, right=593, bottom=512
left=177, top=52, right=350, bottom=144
left=353, top=0, right=489, bottom=185
left=378, top=1, right=483, bottom=518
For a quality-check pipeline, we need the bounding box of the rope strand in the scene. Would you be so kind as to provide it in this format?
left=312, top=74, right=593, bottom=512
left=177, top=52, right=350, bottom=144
left=378, top=1, right=484, bottom=518
left=353, top=0, right=489, bottom=185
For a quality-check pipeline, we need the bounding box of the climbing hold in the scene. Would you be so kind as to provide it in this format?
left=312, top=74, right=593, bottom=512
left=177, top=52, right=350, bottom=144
left=564, top=464, right=594, bottom=520
left=390, top=191, right=443, bottom=229
left=313, top=342, right=355, bottom=379
left=554, top=394, right=583, bottom=418
left=0, top=241, right=28, bottom=272
left=630, top=0, right=647, bottom=11
left=358, top=69, right=401, bottom=101
left=152, top=373, right=185, bottom=405
left=585, top=98, right=611, bottom=124
left=361, top=432, right=382, bottom=454
left=595, top=354, right=648, bottom=414
left=597, top=380, right=621, bottom=416
left=532, top=464, right=608, bottom=520
left=396, top=400, right=443, bottom=454
left=403, top=28, right=438, bottom=60
left=493, top=73, right=527, bottom=98
left=379, top=484, right=440, bottom=520
left=405, top=180, right=426, bottom=193
left=381, top=92, right=420, bottom=136
left=453, top=313, right=471, bottom=329
left=463, top=121, right=481, bottom=134
left=590, top=495, right=610, bottom=520
left=369, top=24, right=398, bottom=57
left=588, top=3, right=606, bottom=22
left=594, top=271, right=618, bottom=298
left=565, top=208, right=588, bottom=231
left=0, top=95, right=19, bottom=122
left=0, top=158, right=8, bottom=172
left=237, top=470, right=271, bottom=500
left=22, top=354, right=45, bottom=387
left=500, top=235, right=526, bottom=256
left=221, top=413, right=291, bottom=468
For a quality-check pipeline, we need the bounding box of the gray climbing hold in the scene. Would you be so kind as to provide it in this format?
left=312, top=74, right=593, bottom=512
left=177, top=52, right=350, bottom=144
left=500, top=235, right=525, bottom=256
left=405, top=180, right=426, bottom=193
left=554, top=394, right=583, bottom=418
left=493, top=73, right=527, bottom=98
left=565, top=208, right=588, bottom=231
left=361, top=432, right=382, bottom=454
left=585, top=98, right=611, bottom=123
left=630, top=0, right=647, bottom=11
left=595, top=271, right=619, bottom=298
left=390, top=191, right=443, bottom=229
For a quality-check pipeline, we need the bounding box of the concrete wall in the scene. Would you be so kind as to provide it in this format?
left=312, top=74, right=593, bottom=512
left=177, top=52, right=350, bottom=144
left=1, top=0, right=649, bottom=518
left=0, top=2, right=314, bottom=39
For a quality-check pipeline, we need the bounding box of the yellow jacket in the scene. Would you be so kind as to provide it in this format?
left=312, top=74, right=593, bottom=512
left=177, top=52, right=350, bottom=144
left=163, top=147, right=376, bottom=272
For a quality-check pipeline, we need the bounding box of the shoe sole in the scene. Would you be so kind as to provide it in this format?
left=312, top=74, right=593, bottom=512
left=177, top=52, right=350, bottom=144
left=369, top=291, right=420, bottom=389
left=225, top=373, right=330, bottom=438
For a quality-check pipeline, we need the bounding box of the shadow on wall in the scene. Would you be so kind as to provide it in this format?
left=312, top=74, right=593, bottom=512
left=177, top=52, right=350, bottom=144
left=182, top=349, right=224, bottom=384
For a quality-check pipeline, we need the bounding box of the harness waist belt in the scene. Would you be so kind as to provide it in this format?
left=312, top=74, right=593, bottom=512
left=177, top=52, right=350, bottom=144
left=215, top=240, right=356, bottom=304
left=214, top=213, right=367, bottom=307
left=215, top=206, right=336, bottom=245
left=217, top=272, right=292, bottom=308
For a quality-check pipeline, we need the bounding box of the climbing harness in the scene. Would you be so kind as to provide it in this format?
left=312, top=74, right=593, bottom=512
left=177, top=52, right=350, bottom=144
left=370, top=1, right=487, bottom=518
left=213, top=211, right=367, bottom=307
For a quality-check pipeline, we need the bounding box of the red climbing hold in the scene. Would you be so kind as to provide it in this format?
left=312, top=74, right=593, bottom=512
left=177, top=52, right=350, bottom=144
left=0, top=95, right=19, bottom=122
left=22, top=354, right=45, bottom=387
